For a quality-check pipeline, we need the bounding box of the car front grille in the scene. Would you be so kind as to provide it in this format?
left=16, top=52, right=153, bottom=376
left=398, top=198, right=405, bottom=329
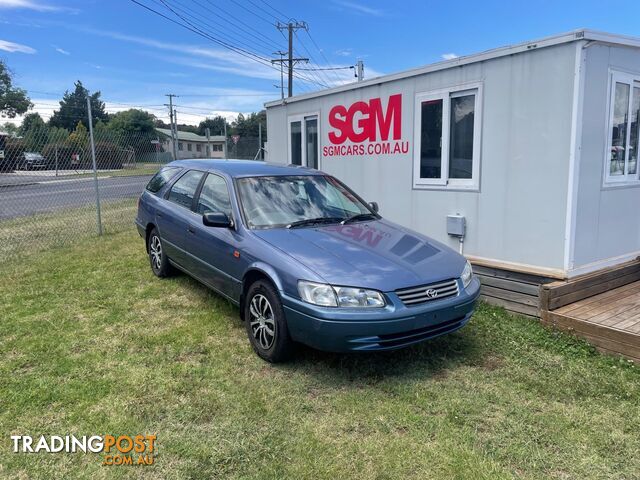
left=395, top=278, right=459, bottom=306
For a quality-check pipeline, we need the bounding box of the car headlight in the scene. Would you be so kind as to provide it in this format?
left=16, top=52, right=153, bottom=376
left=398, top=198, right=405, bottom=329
left=297, top=281, right=385, bottom=308
left=461, top=260, right=473, bottom=289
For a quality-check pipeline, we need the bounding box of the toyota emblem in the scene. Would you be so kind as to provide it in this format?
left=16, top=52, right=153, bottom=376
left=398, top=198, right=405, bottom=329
left=425, top=288, right=438, bottom=298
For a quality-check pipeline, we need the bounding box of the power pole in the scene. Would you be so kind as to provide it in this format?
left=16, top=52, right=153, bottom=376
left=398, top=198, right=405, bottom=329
left=274, top=22, right=309, bottom=97
left=165, top=94, right=178, bottom=160
left=356, top=60, right=364, bottom=82
left=205, top=127, right=211, bottom=158
left=272, top=51, right=286, bottom=100
left=86, top=96, right=102, bottom=236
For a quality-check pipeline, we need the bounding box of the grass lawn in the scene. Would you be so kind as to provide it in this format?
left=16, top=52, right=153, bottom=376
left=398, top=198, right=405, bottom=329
left=0, top=200, right=136, bottom=262
left=0, top=229, right=638, bottom=479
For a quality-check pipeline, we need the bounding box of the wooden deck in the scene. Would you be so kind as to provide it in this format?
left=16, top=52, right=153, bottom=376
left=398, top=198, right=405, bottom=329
left=542, top=280, right=640, bottom=362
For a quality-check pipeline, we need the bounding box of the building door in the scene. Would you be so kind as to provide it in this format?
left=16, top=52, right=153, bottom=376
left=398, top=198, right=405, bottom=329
left=288, top=114, right=319, bottom=168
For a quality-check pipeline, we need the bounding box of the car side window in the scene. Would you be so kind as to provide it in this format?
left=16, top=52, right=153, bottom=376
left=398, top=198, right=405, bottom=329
left=146, top=167, right=181, bottom=193
left=167, top=170, right=204, bottom=210
left=196, top=174, right=232, bottom=216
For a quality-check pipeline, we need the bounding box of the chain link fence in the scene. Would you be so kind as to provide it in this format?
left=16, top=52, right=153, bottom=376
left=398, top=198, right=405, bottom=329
left=0, top=101, right=265, bottom=262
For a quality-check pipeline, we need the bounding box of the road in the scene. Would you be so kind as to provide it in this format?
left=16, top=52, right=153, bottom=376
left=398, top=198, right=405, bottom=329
left=0, top=175, right=152, bottom=220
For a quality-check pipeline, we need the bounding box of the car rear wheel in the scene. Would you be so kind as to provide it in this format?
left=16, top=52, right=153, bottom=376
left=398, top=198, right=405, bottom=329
left=245, top=280, right=293, bottom=363
left=148, top=228, right=172, bottom=277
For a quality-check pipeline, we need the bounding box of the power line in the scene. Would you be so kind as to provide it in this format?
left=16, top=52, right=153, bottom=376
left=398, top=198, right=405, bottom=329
left=195, top=0, right=284, bottom=52
left=157, top=0, right=275, bottom=57
left=255, top=0, right=289, bottom=22
left=227, top=0, right=276, bottom=26
left=294, top=30, right=337, bottom=86
left=244, top=0, right=282, bottom=23
left=304, top=28, right=345, bottom=85
left=296, top=65, right=354, bottom=71
left=160, top=0, right=276, bottom=57
left=131, top=0, right=324, bottom=90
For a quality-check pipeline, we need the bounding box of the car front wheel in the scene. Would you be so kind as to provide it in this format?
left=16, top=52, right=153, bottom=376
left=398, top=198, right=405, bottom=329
left=244, top=280, right=293, bottom=363
left=148, top=228, right=172, bottom=277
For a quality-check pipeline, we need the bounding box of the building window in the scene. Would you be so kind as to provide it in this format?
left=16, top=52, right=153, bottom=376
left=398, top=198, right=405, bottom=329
left=605, top=71, right=640, bottom=185
left=196, top=144, right=202, bottom=152
left=413, top=84, right=481, bottom=189
left=213, top=144, right=223, bottom=152
left=187, top=143, right=192, bottom=152
left=178, top=142, right=183, bottom=151
left=288, top=113, right=319, bottom=168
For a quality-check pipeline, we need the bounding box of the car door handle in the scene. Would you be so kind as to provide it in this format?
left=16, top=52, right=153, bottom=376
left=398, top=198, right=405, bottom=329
left=187, top=226, right=195, bottom=234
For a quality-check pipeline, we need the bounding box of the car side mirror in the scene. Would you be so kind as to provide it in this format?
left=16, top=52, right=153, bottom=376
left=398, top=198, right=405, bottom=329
left=368, top=201, right=379, bottom=213
left=203, top=212, right=233, bottom=228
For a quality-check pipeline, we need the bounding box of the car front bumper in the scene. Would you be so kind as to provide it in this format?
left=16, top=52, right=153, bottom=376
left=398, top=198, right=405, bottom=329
left=281, top=277, right=481, bottom=352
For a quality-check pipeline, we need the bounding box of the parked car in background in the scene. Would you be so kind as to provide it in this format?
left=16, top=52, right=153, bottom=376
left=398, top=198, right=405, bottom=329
left=17, top=152, right=48, bottom=170
left=135, top=159, right=480, bottom=362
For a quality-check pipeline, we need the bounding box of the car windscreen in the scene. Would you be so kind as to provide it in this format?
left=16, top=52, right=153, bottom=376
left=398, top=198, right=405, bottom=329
left=236, top=175, right=372, bottom=229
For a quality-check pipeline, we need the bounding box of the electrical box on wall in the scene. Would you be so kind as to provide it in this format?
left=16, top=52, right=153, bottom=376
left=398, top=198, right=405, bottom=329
left=447, top=215, right=466, bottom=238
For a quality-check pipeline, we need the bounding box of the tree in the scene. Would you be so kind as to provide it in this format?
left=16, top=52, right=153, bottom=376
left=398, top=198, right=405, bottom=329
left=230, top=110, right=266, bottom=139
left=197, top=116, right=227, bottom=136
left=49, top=81, right=108, bottom=131
left=0, top=60, right=31, bottom=118
left=108, top=109, right=156, bottom=136
left=20, top=112, right=48, bottom=152
left=1, top=122, right=19, bottom=136
left=20, top=112, right=45, bottom=134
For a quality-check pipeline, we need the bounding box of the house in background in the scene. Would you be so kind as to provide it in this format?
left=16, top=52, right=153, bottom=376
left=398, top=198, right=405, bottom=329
left=156, top=128, right=226, bottom=159
left=265, top=29, right=640, bottom=361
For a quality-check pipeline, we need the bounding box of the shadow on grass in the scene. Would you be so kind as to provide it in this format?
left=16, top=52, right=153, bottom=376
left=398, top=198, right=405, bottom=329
left=171, top=271, right=489, bottom=385
left=287, top=325, right=486, bottom=384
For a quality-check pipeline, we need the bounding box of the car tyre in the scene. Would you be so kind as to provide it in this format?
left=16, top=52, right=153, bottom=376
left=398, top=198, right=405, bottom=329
left=148, top=228, right=172, bottom=277
left=244, top=280, right=294, bottom=363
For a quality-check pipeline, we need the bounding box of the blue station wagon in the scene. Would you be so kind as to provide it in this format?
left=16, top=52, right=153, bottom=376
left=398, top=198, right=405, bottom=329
left=136, top=159, right=480, bottom=362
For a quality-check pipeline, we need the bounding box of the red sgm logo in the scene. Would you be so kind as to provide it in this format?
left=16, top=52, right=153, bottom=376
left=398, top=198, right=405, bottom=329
left=323, top=94, right=409, bottom=157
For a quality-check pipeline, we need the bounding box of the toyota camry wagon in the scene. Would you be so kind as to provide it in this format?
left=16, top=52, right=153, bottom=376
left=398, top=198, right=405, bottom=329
left=135, top=159, right=480, bottom=362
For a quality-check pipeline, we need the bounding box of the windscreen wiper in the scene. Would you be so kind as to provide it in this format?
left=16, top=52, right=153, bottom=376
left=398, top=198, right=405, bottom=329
left=340, top=213, right=379, bottom=225
left=286, top=217, right=343, bottom=229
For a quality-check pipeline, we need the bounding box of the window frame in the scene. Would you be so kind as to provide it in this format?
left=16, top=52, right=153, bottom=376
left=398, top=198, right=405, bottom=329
left=413, top=82, right=483, bottom=191
left=164, top=169, right=206, bottom=211
left=287, top=111, right=320, bottom=168
left=604, top=70, right=640, bottom=186
left=194, top=172, right=234, bottom=218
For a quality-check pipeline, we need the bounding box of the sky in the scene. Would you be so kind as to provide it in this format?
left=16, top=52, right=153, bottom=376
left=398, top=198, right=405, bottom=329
left=1, top=0, right=640, bottom=126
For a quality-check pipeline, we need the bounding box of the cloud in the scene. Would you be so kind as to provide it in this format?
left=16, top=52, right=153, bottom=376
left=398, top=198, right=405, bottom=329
left=0, top=39, right=36, bottom=53
left=72, top=27, right=382, bottom=90
left=333, top=1, right=384, bottom=17
left=335, top=48, right=353, bottom=57
left=0, top=0, right=78, bottom=13
left=78, top=28, right=283, bottom=82
left=441, top=53, right=458, bottom=60
left=53, top=45, right=70, bottom=55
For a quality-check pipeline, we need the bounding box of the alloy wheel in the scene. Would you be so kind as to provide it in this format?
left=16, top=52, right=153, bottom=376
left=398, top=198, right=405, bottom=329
left=150, top=235, right=162, bottom=270
left=249, top=294, right=276, bottom=349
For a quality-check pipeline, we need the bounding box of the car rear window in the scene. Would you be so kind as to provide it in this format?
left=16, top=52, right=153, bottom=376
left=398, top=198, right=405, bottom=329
left=146, top=167, right=181, bottom=193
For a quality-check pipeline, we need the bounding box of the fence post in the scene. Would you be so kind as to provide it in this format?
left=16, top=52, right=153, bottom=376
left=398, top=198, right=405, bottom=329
left=54, top=145, right=58, bottom=177
left=223, top=122, right=228, bottom=160
left=86, top=96, right=103, bottom=236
